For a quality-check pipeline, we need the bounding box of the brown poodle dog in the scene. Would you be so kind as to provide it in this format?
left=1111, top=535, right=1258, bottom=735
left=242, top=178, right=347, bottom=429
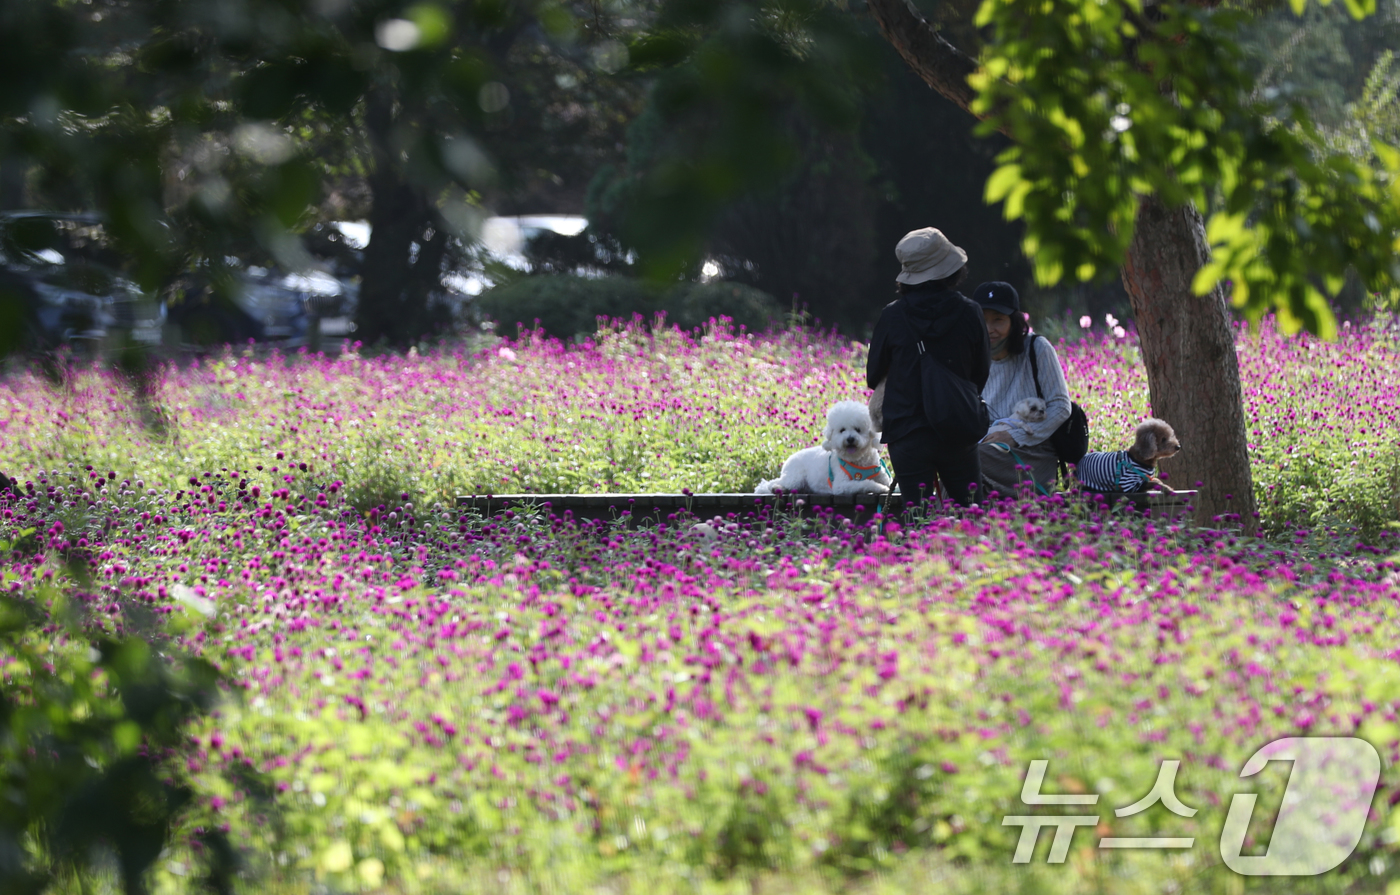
left=1074, top=418, right=1181, bottom=493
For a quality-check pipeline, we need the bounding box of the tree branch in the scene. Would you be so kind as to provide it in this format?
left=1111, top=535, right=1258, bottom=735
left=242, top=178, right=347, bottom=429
left=865, top=0, right=982, bottom=116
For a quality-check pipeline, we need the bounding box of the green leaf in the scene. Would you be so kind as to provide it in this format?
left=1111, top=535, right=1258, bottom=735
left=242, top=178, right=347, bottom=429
left=1192, top=261, right=1225, bottom=296
left=1003, top=180, right=1033, bottom=220
left=1205, top=211, right=1246, bottom=245
left=113, top=720, right=142, bottom=755
left=1375, top=141, right=1400, bottom=174
left=320, top=840, right=354, bottom=874
left=406, top=4, right=454, bottom=48
left=984, top=164, right=1024, bottom=204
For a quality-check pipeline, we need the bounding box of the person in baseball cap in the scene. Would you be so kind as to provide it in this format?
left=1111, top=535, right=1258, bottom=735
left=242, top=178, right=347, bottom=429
left=973, top=278, right=1075, bottom=500
left=974, top=281, right=1020, bottom=316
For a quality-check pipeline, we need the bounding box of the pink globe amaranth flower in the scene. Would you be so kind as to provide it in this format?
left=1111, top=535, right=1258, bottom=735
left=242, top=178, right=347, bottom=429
left=5, top=314, right=1399, bottom=870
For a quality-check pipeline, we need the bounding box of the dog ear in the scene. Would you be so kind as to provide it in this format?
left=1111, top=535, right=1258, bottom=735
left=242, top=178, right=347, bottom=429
left=821, top=423, right=836, bottom=453
left=1137, top=425, right=1157, bottom=457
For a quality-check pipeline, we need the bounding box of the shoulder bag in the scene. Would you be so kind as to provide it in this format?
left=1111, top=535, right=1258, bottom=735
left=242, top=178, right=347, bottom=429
left=903, top=302, right=991, bottom=449
left=1027, top=333, right=1090, bottom=469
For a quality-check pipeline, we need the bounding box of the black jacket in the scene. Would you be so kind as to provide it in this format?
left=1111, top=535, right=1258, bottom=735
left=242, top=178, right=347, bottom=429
left=866, top=286, right=991, bottom=445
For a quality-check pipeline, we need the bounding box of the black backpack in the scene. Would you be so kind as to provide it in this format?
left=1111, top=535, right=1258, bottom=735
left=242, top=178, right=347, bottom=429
left=1027, top=333, right=1090, bottom=468
left=904, top=303, right=991, bottom=448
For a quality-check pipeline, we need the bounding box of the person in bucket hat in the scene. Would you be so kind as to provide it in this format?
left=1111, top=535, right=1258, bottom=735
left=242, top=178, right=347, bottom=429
left=866, top=228, right=989, bottom=510
left=894, top=227, right=969, bottom=286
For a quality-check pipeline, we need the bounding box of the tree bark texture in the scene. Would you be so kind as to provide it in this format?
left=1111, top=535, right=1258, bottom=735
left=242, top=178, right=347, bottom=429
left=866, top=0, right=1257, bottom=529
left=356, top=88, right=440, bottom=347
left=1121, top=198, right=1256, bottom=529
left=865, top=0, right=980, bottom=114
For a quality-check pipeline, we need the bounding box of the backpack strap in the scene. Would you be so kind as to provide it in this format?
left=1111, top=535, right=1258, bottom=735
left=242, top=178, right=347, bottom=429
left=1026, top=333, right=1045, bottom=400
left=901, top=299, right=930, bottom=357
left=1024, top=333, right=1066, bottom=483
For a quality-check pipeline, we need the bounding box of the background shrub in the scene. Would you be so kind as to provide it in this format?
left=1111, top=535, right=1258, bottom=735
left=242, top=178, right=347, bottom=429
left=477, top=276, right=662, bottom=339
left=666, top=281, right=784, bottom=333
left=479, top=275, right=782, bottom=339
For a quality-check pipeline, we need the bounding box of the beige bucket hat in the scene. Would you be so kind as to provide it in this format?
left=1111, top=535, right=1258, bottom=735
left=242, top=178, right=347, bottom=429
left=894, top=227, right=968, bottom=285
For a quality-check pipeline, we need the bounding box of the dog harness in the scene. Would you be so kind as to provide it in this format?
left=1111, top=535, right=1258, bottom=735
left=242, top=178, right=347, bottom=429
left=828, top=455, right=892, bottom=488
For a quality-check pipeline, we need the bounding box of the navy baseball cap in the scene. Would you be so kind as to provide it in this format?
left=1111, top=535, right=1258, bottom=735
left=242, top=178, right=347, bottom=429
left=974, top=281, right=1019, bottom=315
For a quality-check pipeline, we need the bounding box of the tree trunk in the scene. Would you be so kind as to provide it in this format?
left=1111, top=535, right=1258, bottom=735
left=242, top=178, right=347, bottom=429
left=1122, top=198, right=1256, bottom=530
left=356, top=88, right=437, bottom=347
left=866, top=0, right=1256, bottom=530
left=358, top=176, right=432, bottom=347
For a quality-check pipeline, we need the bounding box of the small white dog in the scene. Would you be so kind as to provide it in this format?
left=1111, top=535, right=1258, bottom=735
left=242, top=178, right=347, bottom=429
left=755, top=401, right=892, bottom=495
left=981, top=397, right=1047, bottom=445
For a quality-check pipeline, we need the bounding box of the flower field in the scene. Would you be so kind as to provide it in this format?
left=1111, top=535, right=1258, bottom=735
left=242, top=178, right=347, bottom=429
left=4, top=316, right=1400, bottom=533
left=3, top=317, right=1400, bottom=894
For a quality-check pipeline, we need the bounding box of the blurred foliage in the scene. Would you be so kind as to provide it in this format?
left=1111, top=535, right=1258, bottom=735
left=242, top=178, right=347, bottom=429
left=0, top=0, right=654, bottom=350
left=588, top=2, right=1035, bottom=335
left=0, top=564, right=228, bottom=894
left=1316, top=50, right=1400, bottom=162
left=587, top=0, right=882, bottom=283
left=480, top=273, right=659, bottom=336
left=0, top=0, right=1035, bottom=346
left=520, top=227, right=639, bottom=276
left=13, top=0, right=1400, bottom=352
left=1237, top=0, right=1400, bottom=132
left=479, top=273, right=781, bottom=337
left=667, top=279, right=786, bottom=332
left=970, top=0, right=1400, bottom=338
left=702, top=117, right=879, bottom=332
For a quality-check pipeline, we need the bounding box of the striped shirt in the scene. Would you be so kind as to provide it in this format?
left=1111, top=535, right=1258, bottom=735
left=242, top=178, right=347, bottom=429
left=1074, top=450, right=1154, bottom=493
left=982, top=336, right=1072, bottom=446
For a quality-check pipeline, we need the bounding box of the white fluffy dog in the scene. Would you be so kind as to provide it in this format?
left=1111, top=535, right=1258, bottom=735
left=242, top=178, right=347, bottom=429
left=981, top=397, right=1048, bottom=445
left=755, top=401, right=891, bottom=495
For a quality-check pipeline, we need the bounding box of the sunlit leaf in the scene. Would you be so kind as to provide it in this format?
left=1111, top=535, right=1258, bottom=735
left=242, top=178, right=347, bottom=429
left=984, top=164, right=1023, bottom=203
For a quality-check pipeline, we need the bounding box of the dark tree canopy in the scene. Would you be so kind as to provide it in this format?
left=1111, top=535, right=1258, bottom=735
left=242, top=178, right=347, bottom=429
left=0, top=0, right=655, bottom=349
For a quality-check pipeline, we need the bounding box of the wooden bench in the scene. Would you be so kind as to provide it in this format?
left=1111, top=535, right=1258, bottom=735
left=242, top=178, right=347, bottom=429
left=454, top=492, right=889, bottom=526
left=454, top=489, right=1197, bottom=526
left=1082, top=489, right=1196, bottom=521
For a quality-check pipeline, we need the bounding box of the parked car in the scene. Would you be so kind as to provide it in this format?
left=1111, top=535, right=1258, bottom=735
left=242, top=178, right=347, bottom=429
left=162, top=219, right=361, bottom=350
left=0, top=211, right=163, bottom=357
left=0, top=211, right=362, bottom=354
left=165, top=264, right=356, bottom=350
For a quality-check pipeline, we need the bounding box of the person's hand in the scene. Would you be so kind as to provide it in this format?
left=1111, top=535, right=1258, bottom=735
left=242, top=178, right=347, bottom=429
left=981, top=427, right=1012, bottom=444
